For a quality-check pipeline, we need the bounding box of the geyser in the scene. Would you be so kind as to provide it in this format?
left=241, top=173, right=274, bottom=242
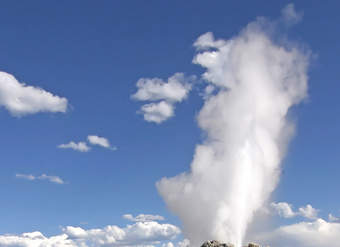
left=157, top=16, right=309, bottom=247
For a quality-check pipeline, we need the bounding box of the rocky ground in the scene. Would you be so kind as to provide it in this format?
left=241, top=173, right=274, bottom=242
left=201, top=240, right=260, bottom=247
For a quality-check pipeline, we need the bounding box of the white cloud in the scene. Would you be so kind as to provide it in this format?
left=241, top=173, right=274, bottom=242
left=16, top=173, right=65, bottom=184
left=193, top=32, right=226, bottom=51
left=255, top=219, right=340, bottom=247
left=0, top=220, right=180, bottom=247
left=271, top=202, right=296, bottom=218
left=58, top=141, right=91, bottom=152
left=59, top=135, right=116, bottom=152
left=132, top=73, right=192, bottom=103
left=123, top=214, right=165, bottom=222
left=132, top=73, right=194, bottom=123
left=201, top=85, right=215, bottom=100
left=0, top=71, right=68, bottom=116
left=329, top=214, right=339, bottom=222
left=38, top=174, right=65, bottom=184
left=65, top=221, right=180, bottom=246
left=0, top=231, right=73, bottom=247
left=177, top=239, right=190, bottom=247
left=271, top=202, right=319, bottom=220
left=298, top=204, right=319, bottom=220
left=87, top=135, right=117, bottom=150
left=140, top=101, right=174, bottom=124
left=15, top=174, right=35, bottom=181
left=63, top=226, right=89, bottom=239
left=281, top=3, right=303, bottom=25
left=162, top=242, right=174, bottom=247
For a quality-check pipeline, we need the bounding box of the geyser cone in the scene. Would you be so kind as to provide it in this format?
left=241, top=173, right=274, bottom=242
left=200, top=240, right=260, bottom=247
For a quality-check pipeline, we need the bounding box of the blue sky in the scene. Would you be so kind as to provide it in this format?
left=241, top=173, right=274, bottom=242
left=0, top=1, right=340, bottom=247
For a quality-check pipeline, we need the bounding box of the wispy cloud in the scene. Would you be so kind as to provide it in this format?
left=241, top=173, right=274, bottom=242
left=87, top=135, right=117, bottom=150
left=15, top=174, right=65, bottom=184
left=123, top=214, right=165, bottom=222
left=281, top=3, right=303, bottom=25
left=59, top=135, right=116, bottom=152
left=0, top=71, right=68, bottom=116
left=329, top=214, right=339, bottom=222
left=58, top=141, right=91, bottom=152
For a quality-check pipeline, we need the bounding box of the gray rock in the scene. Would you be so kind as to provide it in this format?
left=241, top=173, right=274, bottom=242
left=200, top=240, right=260, bottom=247
left=201, top=240, right=234, bottom=247
left=247, top=243, right=260, bottom=247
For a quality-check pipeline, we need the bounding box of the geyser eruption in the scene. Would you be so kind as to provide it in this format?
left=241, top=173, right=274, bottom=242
left=157, top=18, right=309, bottom=247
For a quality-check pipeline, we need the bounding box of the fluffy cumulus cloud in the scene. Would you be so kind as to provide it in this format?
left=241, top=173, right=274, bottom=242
left=15, top=173, right=65, bottom=184
left=123, top=214, right=165, bottom=222
left=0, top=220, right=181, bottom=247
left=0, top=71, right=68, bottom=116
left=298, top=204, right=319, bottom=220
left=132, top=73, right=192, bottom=103
left=270, top=202, right=319, bottom=219
left=270, top=202, right=296, bottom=218
left=247, top=201, right=340, bottom=247
left=132, top=73, right=194, bottom=123
left=58, top=141, right=91, bottom=152
left=255, top=219, right=340, bottom=247
left=0, top=232, right=73, bottom=247
left=140, top=101, right=174, bottom=124
left=87, top=135, right=117, bottom=150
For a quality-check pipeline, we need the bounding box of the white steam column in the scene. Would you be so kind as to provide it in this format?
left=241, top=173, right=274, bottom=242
left=157, top=18, right=309, bottom=247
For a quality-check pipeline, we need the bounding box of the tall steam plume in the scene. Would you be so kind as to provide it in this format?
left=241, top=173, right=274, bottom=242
left=157, top=17, right=309, bottom=247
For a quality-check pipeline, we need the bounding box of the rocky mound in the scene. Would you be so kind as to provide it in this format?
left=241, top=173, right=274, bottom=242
left=201, top=240, right=260, bottom=247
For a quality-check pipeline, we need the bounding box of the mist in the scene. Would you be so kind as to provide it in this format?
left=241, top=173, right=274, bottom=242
left=157, top=16, right=309, bottom=247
